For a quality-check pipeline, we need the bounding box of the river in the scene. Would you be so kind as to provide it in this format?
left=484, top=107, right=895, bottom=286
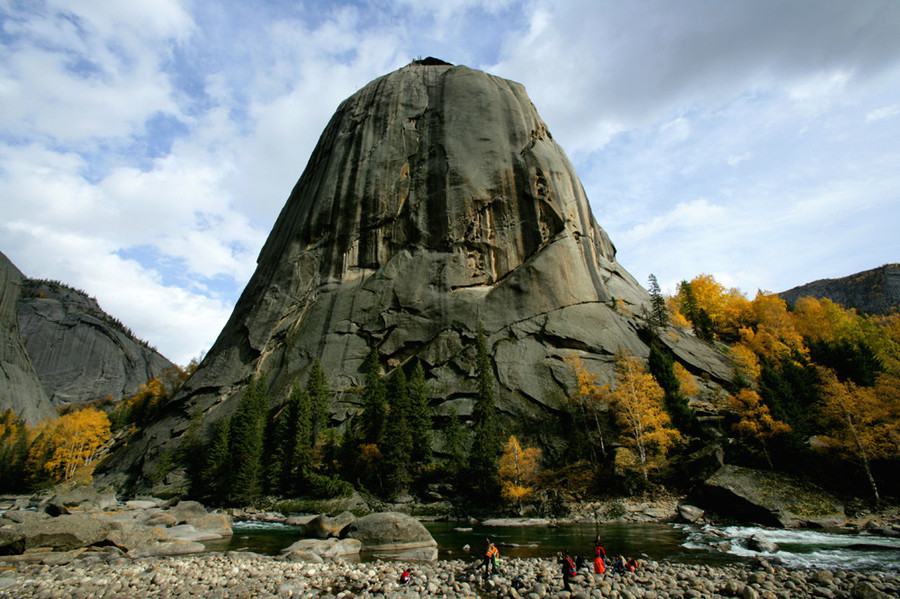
left=203, top=520, right=900, bottom=572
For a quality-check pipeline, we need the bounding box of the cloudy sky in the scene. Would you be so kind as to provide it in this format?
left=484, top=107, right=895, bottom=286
left=2, top=1, right=899, bottom=366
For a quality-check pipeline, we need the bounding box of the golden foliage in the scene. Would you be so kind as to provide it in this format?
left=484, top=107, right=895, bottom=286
left=608, top=350, right=681, bottom=482
left=739, top=292, right=806, bottom=362
left=673, top=362, right=699, bottom=398
left=499, top=435, right=542, bottom=505
left=730, top=343, right=762, bottom=383
left=563, top=354, right=608, bottom=460
left=815, top=369, right=900, bottom=502
left=32, top=408, right=111, bottom=483
left=729, top=389, right=791, bottom=467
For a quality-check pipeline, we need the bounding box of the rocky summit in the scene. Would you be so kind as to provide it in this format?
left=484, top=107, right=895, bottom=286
left=17, top=279, right=176, bottom=406
left=0, top=252, right=56, bottom=425
left=98, top=60, right=733, bottom=492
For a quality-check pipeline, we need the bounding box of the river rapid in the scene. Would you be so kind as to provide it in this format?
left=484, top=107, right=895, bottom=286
left=206, top=520, right=900, bottom=572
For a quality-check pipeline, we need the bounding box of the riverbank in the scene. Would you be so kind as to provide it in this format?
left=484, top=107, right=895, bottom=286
left=1, top=550, right=898, bottom=599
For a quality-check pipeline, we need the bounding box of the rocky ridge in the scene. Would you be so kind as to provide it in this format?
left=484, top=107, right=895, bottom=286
left=0, top=252, right=56, bottom=426
left=779, top=263, right=900, bottom=316
left=17, top=279, right=176, bottom=406
left=96, top=59, right=734, bottom=494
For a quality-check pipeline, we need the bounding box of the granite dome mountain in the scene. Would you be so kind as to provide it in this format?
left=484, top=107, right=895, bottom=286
left=99, top=60, right=732, bottom=492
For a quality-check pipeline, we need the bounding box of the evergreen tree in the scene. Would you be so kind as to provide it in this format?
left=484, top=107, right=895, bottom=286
left=179, top=408, right=205, bottom=495
left=0, top=410, right=29, bottom=493
left=339, top=415, right=362, bottom=484
left=228, top=375, right=269, bottom=504
left=385, top=368, right=413, bottom=496
left=444, top=406, right=466, bottom=478
left=361, top=349, right=388, bottom=446
left=648, top=274, right=668, bottom=328
left=288, top=387, right=313, bottom=493
left=307, top=358, right=331, bottom=444
left=468, top=325, right=502, bottom=503
left=265, top=404, right=291, bottom=495
left=648, top=341, right=696, bottom=433
left=200, top=416, right=231, bottom=503
left=679, top=281, right=714, bottom=340
left=407, top=360, right=433, bottom=468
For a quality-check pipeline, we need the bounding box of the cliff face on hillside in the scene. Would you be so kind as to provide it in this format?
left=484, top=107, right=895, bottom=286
left=779, top=264, right=900, bottom=316
left=17, top=280, right=176, bottom=406
left=0, top=252, right=56, bottom=425
left=97, top=60, right=735, bottom=492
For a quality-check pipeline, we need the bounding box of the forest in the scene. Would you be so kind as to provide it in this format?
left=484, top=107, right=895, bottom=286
left=2, top=274, right=899, bottom=514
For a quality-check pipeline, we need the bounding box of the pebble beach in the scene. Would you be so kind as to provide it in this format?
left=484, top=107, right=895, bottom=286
left=2, top=550, right=899, bottom=599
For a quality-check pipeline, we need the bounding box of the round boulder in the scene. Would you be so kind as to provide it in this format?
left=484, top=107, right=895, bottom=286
left=341, top=511, right=438, bottom=561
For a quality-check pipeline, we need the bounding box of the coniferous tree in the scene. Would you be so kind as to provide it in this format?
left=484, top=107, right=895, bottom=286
left=0, top=410, right=29, bottom=493
left=648, top=274, right=668, bottom=328
left=385, top=368, right=413, bottom=496
left=408, top=360, right=433, bottom=468
left=228, top=375, right=269, bottom=504
left=468, top=325, right=502, bottom=503
left=288, top=387, right=313, bottom=493
left=648, top=341, right=696, bottom=433
left=201, top=416, right=231, bottom=503
left=361, top=350, right=388, bottom=446
left=444, top=406, right=466, bottom=480
left=307, top=358, right=331, bottom=444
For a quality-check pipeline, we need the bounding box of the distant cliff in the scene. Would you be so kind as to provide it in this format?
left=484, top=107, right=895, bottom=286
left=779, top=264, right=900, bottom=316
left=17, top=279, right=176, bottom=406
left=0, top=252, right=56, bottom=425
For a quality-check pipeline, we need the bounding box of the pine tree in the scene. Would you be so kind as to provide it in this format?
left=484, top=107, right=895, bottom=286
left=288, top=387, right=313, bottom=494
left=468, top=325, right=502, bottom=503
left=307, top=358, right=331, bottom=444
left=648, top=274, right=668, bottom=328
left=648, top=341, right=695, bottom=433
left=200, top=416, right=231, bottom=503
left=444, top=406, right=466, bottom=477
left=408, top=360, right=433, bottom=468
left=361, top=350, right=388, bottom=446
left=228, top=375, right=269, bottom=504
left=385, top=368, right=413, bottom=496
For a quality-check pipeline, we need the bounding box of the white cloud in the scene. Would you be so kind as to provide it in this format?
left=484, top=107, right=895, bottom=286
left=866, top=104, right=900, bottom=122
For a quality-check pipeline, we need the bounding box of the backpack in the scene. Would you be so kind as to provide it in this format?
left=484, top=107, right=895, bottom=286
left=566, top=557, right=576, bottom=576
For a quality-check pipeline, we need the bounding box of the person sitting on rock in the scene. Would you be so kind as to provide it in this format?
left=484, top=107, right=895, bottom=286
left=626, top=557, right=638, bottom=572
left=399, top=569, right=411, bottom=585
left=612, top=555, right=626, bottom=574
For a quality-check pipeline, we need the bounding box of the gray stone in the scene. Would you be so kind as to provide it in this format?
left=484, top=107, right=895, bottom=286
left=95, top=60, right=736, bottom=493
left=0, top=527, right=25, bottom=555
left=15, top=514, right=111, bottom=551
left=341, top=511, right=438, bottom=561
left=779, top=263, right=900, bottom=317
left=302, top=512, right=357, bottom=539
left=281, top=538, right=362, bottom=558
left=747, top=534, right=778, bottom=553
left=45, top=486, right=118, bottom=515
left=696, top=465, right=846, bottom=528
left=0, top=251, right=56, bottom=425
left=677, top=504, right=705, bottom=523
left=16, top=278, right=176, bottom=406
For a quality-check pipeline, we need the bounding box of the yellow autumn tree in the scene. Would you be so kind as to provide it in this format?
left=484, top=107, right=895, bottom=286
left=730, top=388, right=791, bottom=469
left=499, top=435, right=542, bottom=509
left=608, top=350, right=681, bottom=483
left=563, top=354, right=608, bottom=463
left=730, top=343, right=762, bottom=384
left=41, top=408, right=111, bottom=483
left=739, top=292, right=806, bottom=363
left=673, top=362, right=699, bottom=398
left=815, top=370, right=900, bottom=504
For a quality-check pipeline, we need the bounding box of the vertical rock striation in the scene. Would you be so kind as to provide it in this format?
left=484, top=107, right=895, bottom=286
left=98, top=60, right=733, bottom=491
left=0, top=252, right=56, bottom=425
left=17, top=280, right=176, bottom=406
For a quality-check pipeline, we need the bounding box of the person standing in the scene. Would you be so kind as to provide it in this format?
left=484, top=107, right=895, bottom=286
left=558, top=550, right=576, bottom=592
left=594, top=535, right=607, bottom=574
left=482, top=541, right=499, bottom=580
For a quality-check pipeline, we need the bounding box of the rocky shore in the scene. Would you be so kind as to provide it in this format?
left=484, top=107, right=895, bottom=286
left=1, top=551, right=898, bottom=599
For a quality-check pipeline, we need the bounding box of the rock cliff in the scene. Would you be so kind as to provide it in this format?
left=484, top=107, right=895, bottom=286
left=0, top=252, right=56, bottom=425
left=98, top=60, right=734, bottom=492
left=17, top=279, right=176, bottom=405
left=779, top=263, right=900, bottom=316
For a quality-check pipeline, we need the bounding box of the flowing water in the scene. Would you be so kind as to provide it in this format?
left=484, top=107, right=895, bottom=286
left=204, top=520, right=900, bottom=571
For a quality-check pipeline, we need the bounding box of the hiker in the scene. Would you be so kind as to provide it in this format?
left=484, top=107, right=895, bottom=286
left=575, top=553, right=587, bottom=571
left=398, top=569, right=411, bottom=585
left=612, top=555, right=626, bottom=574
left=594, top=536, right=607, bottom=573
left=482, top=541, right=499, bottom=580
left=626, top=557, right=638, bottom=572
left=557, top=550, right=576, bottom=592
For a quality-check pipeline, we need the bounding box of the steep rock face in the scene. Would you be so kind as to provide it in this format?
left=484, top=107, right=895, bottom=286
left=98, top=61, right=733, bottom=490
left=0, top=252, right=56, bottom=425
left=17, top=280, right=176, bottom=405
left=779, top=263, right=900, bottom=316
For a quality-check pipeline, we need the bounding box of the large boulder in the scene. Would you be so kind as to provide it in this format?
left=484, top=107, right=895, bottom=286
left=281, top=538, right=362, bottom=559
left=44, top=486, right=118, bottom=515
left=302, top=512, right=357, bottom=539
left=693, top=465, right=846, bottom=528
left=96, top=60, right=736, bottom=494
left=15, top=514, right=111, bottom=551
left=341, top=511, right=438, bottom=561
